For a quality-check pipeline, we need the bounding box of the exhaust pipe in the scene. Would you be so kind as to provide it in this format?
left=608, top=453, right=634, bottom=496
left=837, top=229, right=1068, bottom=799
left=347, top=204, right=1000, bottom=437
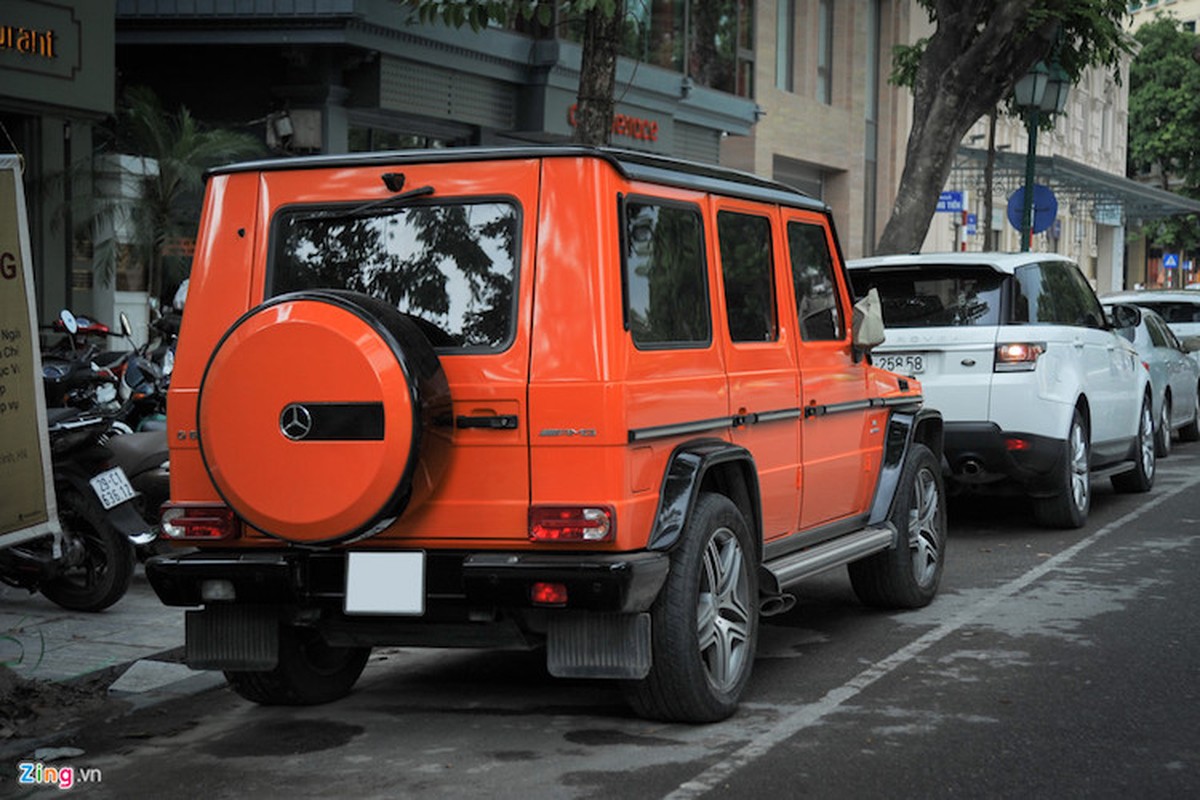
left=960, top=458, right=984, bottom=477
left=760, top=593, right=797, bottom=617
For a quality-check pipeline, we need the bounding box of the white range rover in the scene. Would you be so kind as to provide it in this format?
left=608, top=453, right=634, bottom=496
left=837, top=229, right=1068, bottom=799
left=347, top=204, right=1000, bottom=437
left=848, top=252, right=1154, bottom=528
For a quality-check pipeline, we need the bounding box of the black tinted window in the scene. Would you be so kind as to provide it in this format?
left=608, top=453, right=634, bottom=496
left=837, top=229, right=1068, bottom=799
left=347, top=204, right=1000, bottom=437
left=1132, top=302, right=1200, bottom=324
left=1013, top=263, right=1103, bottom=327
left=624, top=200, right=711, bottom=347
left=271, top=201, right=519, bottom=350
left=788, top=222, right=843, bottom=340
left=718, top=212, right=776, bottom=342
left=849, top=265, right=1003, bottom=328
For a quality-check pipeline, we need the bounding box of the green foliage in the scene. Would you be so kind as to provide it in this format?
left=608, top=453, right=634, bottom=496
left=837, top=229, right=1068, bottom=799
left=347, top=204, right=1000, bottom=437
left=1128, top=15, right=1200, bottom=255
left=98, top=86, right=265, bottom=298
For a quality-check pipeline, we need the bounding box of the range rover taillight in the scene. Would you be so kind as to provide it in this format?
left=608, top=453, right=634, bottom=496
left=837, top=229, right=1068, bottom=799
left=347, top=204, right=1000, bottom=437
left=994, top=342, right=1046, bottom=372
left=160, top=503, right=239, bottom=541
left=529, top=506, right=614, bottom=542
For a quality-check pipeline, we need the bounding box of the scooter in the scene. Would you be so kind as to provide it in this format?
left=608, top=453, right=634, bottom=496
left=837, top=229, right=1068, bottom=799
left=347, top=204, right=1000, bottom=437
left=105, top=428, right=171, bottom=560
left=0, top=408, right=145, bottom=611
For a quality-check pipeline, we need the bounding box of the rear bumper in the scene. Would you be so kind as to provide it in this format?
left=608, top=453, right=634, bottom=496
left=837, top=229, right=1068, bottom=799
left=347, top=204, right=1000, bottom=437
left=145, top=548, right=670, bottom=616
left=943, top=422, right=1063, bottom=494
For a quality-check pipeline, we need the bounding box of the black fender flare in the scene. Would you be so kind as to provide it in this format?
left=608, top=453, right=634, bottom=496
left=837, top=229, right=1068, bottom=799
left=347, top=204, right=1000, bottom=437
left=867, top=405, right=944, bottom=529
left=646, top=438, right=762, bottom=558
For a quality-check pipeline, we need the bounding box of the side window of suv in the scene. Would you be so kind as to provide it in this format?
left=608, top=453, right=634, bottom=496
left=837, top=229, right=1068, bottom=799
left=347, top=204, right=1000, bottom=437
left=1013, top=263, right=1103, bottom=327
left=622, top=199, right=711, bottom=348
left=787, top=221, right=843, bottom=341
left=717, top=211, right=777, bottom=342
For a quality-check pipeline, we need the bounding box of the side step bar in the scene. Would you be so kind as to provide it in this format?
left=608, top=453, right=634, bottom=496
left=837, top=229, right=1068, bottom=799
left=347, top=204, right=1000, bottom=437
left=761, top=524, right=896, bottom=596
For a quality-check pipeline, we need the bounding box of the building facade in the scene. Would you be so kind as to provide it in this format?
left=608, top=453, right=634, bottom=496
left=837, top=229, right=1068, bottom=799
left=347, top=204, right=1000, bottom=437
left=1, top=0, right=115, bottom=323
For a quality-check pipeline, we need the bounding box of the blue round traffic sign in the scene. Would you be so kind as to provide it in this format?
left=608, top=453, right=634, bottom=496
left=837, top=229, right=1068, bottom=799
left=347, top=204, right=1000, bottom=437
left=1007, top=184, right=1058, bottom=234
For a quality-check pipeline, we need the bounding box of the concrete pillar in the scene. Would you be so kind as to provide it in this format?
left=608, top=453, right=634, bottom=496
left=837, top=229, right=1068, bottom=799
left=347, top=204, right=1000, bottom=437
left=1096, top=224, right=1124, bottom=293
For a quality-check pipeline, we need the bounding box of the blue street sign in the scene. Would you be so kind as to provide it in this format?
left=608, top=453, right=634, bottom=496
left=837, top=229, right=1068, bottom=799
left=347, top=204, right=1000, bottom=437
left=1164, top=253, right=1180, bottom=269
left=937, top=191, right=964, bottom=213
left=1006, top=184, right=1057, bottom=234
left=965, top=213, right=977, bottom=235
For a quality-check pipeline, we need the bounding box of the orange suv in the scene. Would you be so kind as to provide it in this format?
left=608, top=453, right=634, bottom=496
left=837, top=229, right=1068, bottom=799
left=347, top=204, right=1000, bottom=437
left=146, top=147, right=945, bottom=722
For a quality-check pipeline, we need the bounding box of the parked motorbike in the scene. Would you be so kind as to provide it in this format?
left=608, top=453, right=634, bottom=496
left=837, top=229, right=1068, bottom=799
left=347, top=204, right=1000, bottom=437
left=0, top=408, right=145, bottom=611
left=40, top=310, right=125, bottom=414
left=105, top=428, right=171, bottom=560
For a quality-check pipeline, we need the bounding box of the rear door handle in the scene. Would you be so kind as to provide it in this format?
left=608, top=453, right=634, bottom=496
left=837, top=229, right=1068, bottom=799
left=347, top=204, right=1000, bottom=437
left=456, top=415, right=519, bottom=430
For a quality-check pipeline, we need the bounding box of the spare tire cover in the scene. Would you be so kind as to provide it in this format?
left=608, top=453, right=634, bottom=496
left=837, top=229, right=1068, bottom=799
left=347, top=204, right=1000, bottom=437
left=198, top=290, right=449, bottom=545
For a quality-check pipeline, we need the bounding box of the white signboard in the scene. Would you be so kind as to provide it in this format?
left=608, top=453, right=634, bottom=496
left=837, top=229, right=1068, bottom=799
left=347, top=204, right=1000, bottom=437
left=0, top=154, right=59, bottom=548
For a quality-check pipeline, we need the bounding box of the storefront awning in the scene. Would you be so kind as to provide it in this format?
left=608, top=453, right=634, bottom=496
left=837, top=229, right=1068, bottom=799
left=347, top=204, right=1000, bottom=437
left=952, top=146, right=1200, bottom=225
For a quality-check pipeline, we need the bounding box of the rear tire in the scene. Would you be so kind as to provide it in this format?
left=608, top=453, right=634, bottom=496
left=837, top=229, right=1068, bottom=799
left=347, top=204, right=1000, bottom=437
left=1179, top=388, right=1200, bottom=443
left=1033, top=410, right=1090, bottom=529
left=848, top=444, right=945, bottom=609
left=1112, top=396, right=1156, bottom=494
left=225, top=626, right=370, bottom=706
left=40, top=489, right=135, bottom=612
left=623, top=493, right=758, bottom=723
left=1155, top=395, right=1172, bottom=458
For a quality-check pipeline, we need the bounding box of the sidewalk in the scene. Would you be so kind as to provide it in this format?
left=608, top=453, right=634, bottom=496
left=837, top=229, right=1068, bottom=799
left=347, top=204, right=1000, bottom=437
left=0, top=564, right=224, bottom=756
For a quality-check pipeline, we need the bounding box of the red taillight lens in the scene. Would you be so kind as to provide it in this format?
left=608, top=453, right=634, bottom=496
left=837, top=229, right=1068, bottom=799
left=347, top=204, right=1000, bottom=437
left=531, top=582, right=569, bottom=606
left=1005, top=437, right=1031, bottom=451
left=160, top=503, right=239, bottom=541
left=529, top=506, right=614, bottom=542
left=995, top=342, right=1045, bottom=372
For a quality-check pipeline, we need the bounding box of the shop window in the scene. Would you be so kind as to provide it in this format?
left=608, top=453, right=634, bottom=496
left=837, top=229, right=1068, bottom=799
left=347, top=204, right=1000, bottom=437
left=564, top=1, right=755, bottom=99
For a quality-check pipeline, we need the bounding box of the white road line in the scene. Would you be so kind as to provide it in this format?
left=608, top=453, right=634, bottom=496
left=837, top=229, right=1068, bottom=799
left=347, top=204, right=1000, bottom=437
left=665, top=472, right=1200, bottom=799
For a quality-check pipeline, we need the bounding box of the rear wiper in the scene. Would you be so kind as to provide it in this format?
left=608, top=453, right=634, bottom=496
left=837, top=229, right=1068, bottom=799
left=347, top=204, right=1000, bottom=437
left=290, top=186, right=435, bottom=222
left=345, top=185, right=435, bottom=216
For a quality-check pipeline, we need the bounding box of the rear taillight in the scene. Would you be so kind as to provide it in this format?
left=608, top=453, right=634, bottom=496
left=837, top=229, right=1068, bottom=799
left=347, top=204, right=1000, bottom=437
left=529, top=506, right=614, bottom=542
left=994, top=342, right=1045, bottom=372
left=160, top=503, right=239, bottom=541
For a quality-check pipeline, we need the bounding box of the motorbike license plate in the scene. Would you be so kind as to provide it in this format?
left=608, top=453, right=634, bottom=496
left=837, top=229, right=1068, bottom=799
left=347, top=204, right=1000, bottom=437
left=344, top=551, right=425, bottom=615
left=90, top=467, right=137, bottom=510
left=876, top=353, right=926, bottom=375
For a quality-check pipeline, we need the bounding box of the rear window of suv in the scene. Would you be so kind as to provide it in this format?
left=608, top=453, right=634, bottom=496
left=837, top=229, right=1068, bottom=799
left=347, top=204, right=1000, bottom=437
left=851, top=266, right=1004, bottom=328
left=269, top=200, right=520, bottom=351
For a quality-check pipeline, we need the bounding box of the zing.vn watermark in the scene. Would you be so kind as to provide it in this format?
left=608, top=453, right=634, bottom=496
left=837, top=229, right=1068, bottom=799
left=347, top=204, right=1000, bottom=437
left=16, top=761, right=102, bottom=790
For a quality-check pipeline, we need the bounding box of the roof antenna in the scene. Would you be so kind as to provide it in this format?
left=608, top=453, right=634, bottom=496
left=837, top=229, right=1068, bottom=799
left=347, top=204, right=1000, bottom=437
left=382, top=172, right=405, bottom=192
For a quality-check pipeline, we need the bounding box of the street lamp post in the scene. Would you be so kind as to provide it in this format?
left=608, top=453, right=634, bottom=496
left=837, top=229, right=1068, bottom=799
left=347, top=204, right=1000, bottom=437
left=1013, top=61, right=1070, bottom=251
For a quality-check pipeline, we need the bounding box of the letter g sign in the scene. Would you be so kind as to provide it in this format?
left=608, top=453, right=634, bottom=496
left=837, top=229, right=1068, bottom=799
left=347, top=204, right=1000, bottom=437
left=1, top=252, right=16, bottom=280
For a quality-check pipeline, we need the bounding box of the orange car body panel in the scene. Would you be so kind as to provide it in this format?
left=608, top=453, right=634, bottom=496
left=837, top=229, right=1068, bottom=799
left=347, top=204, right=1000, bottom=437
left=169, top=151, right=921, bottom=554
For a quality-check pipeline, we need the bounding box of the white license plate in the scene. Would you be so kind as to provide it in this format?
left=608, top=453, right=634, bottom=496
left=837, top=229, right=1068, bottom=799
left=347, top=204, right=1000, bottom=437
left=89, top=467, right=136, bottom=510
left=345, top=551, right=425, bottom=615
left=877, top=353, right=926, bottom=375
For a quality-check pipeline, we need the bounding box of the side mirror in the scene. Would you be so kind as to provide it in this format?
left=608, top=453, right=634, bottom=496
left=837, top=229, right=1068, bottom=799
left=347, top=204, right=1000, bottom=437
left=119, top=311, right=133, bottom=339
left=852, top=287, right=886, bottom=350
left=1181, top=335, right=1200, bottom=353
left=59, top=308, right=78, bottom=335
left=1108, top=303, right=1141, bottom=330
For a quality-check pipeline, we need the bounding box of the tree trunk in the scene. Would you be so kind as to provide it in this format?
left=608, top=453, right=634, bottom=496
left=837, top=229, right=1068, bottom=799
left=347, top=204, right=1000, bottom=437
left=571, top=0, right=624, bottom=145
left=875, top=0, right=1057, bottom=254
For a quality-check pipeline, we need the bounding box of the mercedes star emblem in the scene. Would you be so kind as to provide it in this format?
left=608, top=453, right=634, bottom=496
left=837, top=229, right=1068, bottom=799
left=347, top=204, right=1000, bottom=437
left=280, top=403, right=314, bottom=441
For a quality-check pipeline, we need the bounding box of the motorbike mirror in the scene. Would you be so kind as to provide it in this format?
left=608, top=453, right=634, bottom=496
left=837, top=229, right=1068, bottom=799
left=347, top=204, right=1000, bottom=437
left=59, top=308, right=79, bottom=335
left=120, top=312, right=133, bottom=338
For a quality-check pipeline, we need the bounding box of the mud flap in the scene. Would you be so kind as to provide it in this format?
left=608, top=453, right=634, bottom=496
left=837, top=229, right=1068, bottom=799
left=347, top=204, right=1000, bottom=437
left=546, top=612, right=651, bottom=679
left=186, top=604, right=279, bottom=670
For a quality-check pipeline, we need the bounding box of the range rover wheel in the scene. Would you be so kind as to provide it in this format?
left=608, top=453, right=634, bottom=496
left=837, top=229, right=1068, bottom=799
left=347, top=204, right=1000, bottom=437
left=224, top=626, right=370, bottom=706
left=1112, top=396, right=1156, bottom=494
left=1033, top=410, right=1090, bottom=529
left=1155, top=395, right=1172, bottom=458
left=1179, top=388, right=1200, bottom=442
left=848, top=443, right=945, bottom=609
left=197, top=291, right=450, bottom=544
left=624, top=493, right=758, bottom=723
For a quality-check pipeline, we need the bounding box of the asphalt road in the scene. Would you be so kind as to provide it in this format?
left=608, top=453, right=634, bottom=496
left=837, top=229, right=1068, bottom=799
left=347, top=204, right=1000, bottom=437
left=10, top=452, right=1200, bottom=799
